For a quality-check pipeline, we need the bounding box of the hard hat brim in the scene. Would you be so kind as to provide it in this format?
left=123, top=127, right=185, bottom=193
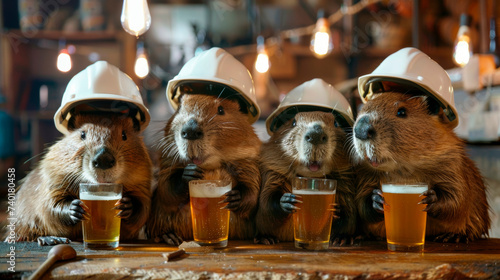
left=167, top=79, right=261, bottom=124
left=54, top=93, right=151, bottom=135
left=266, top=103, right=355, bottom=136
left=358, top=74, right=459, bottom=128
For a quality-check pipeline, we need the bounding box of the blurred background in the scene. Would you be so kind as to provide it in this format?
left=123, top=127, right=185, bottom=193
left=1, top=0, right=500, bottom=237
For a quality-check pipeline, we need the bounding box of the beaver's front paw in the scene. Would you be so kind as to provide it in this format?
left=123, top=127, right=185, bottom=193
left=280, top=193, right=301, bottom=214
left=432, top=232, right=469, bottom=243
left=114, top=196, right=133, bottom=219
left=154, top=232, right=183, bottom=246
left=221, top=189, right=242, bottom=211
left=371, top=189, right=385, bottom=213
left=182, top=164, right=204, bottom=184
left=68, top=199, right=88, bottom=225
left=420, top=189, right=437, bottom=213
left=254, top=234, right=280, bottom=245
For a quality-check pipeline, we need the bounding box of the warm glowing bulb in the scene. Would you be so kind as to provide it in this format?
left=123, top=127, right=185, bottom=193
left=57, top=49, right=72, bottom=72
left=255, top=52, right=270, bottom=73
left=135, top=53, right=149, bottom=78
left=453, top=19, right=473, bottom=67
left=453, top=30, right=472, bottom=67
left=121, top=0, right=151, bottom=37
left=454, top=40, right=471, bottom=66
left=310, top=18, right=333, bottom=59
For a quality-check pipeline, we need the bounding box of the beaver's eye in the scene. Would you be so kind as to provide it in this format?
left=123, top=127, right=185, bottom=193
left=217, top=106, right=225, bottom=115
left=292, top=119, right=296, bottom=127
left=397, top=107, right=407, bottom=118
left=334, top=120, right=339, bottom=127
left=122, top=131, right=127, bottom=141
left=81, top=131, right=86, bottom=140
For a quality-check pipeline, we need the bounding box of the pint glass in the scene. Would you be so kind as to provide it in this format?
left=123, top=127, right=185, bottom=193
left=80, top=183, right=122, bottom=250
left=382, top=183, right=428, bottom=251
left=189, top=180, right=231, bottom=247
left=292, top=177, right=336, bottom=250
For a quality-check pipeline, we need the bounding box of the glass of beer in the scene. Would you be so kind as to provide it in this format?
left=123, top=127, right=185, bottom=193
left=382, top=182, right=428, bottom=252
left=292, top=177, right=336, bottom=250
left=189, top=180, right=231, bottom=247
left=79, top=183, right=122, bottom=250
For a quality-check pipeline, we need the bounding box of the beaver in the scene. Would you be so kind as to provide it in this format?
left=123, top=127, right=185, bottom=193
left=146, top=93, right=261, bottom=245
left=7, top=113, right=152, bottom=245
left=255, top=111, right=356, bottom=245
left=353, top=92, right=490, bottom=242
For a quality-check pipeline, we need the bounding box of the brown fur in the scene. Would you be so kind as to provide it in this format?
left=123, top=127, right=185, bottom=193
left=353, top=92, right=490, bottom=240
left=256, top=111, right=356, bottom=242
left=10, top=114, right=152, bottom=241
left=147, top=94, right=261, bottom=240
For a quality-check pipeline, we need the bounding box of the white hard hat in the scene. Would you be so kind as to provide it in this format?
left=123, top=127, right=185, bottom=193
left=358, top=47, right=458, bottom=127
left=54, top=61, right=150, bottom=135
left=166, top=47, right=260, bottom=124
left=266, top=78, right=354, bottom=135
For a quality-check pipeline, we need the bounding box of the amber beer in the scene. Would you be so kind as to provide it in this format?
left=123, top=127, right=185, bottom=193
left=292, top=177, right=336, bottom=250
left=80, top=183, right=122, bottom=250
left=382, top=183, right=428, bottom=251
left=189, top=180, right=231, bottom=247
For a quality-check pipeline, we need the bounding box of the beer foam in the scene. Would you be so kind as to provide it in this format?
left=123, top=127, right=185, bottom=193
left=80, top=192, right=122, bottom=201
left=292, top=189, right=335, bottom=195
left=189, top=183, right=231, bottom=198
left=381, top=184, right=428, bottom=194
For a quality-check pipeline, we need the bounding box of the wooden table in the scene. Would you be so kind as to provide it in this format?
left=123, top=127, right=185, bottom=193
left=1, top=239, right=499, bottom=279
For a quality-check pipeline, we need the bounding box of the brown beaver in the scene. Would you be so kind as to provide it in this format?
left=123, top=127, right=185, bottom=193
left=7, top=113, right=152, bottom=245
left=146, top=93, right=261, bottom=245
left=353, top=92, right=490, bottom=242
left=255, top=111, right=357, bottom=245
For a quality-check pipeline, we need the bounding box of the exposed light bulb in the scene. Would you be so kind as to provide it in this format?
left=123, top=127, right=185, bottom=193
left=121, top=0, right=151, bottom=37
left=255, top=52, right=270, bottom=73
left=453, top=14, right=473, bottom=67
left=135, top=53, right=149, bottom=78
left=57, top=49, right=72, bottom=72
left=310, top=17, right=333, bottom=59
left=135, top=42, right=149, bottom=78
left=255, top=35, right=270, bottom=73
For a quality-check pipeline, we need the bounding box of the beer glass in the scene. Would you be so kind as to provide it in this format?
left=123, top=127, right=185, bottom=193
left=80, top=183, right=122, bottom=250
left=189, top=180, right=231, bottom=247
left=382, top=183, right=428, bottom=252
left=292, top=177, right=336, bottom=250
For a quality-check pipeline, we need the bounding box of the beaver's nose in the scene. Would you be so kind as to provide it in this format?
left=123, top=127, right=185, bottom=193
left=355, top=115, right=376, bottom=140
left=305, top=124, right=327, bottom=145
left=181, top=119, right=203, bottom=140
left=92, top=147, right=116, bottom=170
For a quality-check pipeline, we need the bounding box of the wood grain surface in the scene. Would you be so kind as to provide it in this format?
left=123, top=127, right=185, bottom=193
left=1, top=239, right=499, bottom=279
